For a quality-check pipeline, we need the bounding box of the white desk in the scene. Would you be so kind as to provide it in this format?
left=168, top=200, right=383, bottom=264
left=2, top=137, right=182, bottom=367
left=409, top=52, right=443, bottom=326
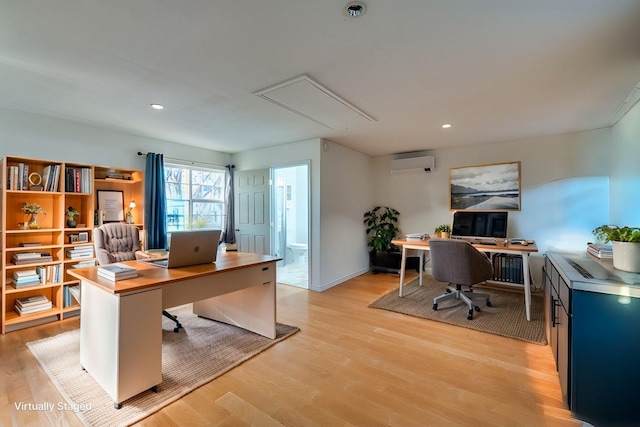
left=68, top=252, right=279, bottom=408
left=392, top=239, right=539, bottom=321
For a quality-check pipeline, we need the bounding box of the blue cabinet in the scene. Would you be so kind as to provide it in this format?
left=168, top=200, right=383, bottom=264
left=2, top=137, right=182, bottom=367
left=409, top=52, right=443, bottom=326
left=544, top=253, right=640, bottom=427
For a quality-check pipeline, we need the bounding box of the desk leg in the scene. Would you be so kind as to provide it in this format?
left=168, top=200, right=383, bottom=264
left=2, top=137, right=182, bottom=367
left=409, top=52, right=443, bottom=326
left=418, top=250, right=424, bottom=287
left=399, top=246, right=408, bottom=297
left=522, top=254, right=531, bottom=321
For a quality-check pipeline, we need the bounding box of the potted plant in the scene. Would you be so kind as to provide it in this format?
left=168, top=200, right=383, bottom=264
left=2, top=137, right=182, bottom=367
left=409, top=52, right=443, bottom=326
left=435, top=224, right=451, bottom=238
left=66, top=206, right=80, bottom=228
left=592, top=225, right=640, bottom=273
left=21, top=202, right=45, bottom=229
left=364, top=207, right=402, bottom=273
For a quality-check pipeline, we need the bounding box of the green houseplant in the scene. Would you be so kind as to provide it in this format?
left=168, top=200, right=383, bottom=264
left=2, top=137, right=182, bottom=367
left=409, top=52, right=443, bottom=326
left=21, top=202, right=45, bottom=229
left=435, top=224, right=451, bottom=238
left=66, top=206, right=80, bottom=228
left=364, top=206, right=408, bottom=273
left=592, top=225, right=640, bottom=272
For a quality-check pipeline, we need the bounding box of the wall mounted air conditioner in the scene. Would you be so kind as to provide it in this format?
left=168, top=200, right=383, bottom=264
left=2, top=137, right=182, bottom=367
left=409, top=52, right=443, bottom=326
left=390, top=156, right=435, bottom=174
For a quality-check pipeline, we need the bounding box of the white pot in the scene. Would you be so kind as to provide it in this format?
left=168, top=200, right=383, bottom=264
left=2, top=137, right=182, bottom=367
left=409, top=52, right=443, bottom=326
left=612, top=241, right=640, bottom=273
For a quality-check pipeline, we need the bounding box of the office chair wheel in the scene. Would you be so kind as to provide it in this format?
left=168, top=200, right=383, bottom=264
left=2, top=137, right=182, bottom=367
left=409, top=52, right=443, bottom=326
left=474, top=306, right=481, bottom=312
left=173, top=327, right=180, bottom=333
left=467, top=309, right=474, bottom=320
left=486, top=299, right=492, bottom=307
left=445, top=289, right=452, bottom=293
left=433, top=303, right=438, bottom=310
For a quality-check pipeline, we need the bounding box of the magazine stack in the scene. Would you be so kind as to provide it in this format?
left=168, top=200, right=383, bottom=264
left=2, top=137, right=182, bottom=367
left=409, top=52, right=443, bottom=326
left=14, top=295, right=52, bottom=316
left=97, top=263, right=138, bottom=281
left=11, top=252, right=53, bottom=265
left=66, top=246, right=94, bottom=260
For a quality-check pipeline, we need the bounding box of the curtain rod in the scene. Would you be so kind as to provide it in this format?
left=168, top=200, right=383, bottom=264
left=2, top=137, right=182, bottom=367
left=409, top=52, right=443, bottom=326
left=136, top=151, right=233, bottom=169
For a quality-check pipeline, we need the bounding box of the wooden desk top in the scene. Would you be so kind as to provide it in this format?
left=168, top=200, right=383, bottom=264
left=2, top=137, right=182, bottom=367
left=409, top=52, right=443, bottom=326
left=392, top=238, right=539, bottom=253
left=68, top=251, right=281, bottom=295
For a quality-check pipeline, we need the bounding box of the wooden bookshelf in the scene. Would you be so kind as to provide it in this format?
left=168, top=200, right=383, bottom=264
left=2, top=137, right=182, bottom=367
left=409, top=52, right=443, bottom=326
left=1, top=157, right=144, bottom=333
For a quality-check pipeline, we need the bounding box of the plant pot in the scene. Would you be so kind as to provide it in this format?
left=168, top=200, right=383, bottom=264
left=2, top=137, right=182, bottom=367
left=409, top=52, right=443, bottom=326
left=67, top=219, right=77, bottom=228
left=612, top=241, right=640, bottom=273
left=437, top=232, right=450, bottom=238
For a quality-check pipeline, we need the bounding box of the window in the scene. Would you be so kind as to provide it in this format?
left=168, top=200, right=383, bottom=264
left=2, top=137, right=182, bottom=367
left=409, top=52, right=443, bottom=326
left=164, top=164, right=226, bottom=232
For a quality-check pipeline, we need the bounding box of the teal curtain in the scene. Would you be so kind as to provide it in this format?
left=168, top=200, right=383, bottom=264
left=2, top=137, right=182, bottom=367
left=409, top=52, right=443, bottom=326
left=222, top=164, right=236, bottom=244
left=144, top=153, right=168, bottom=249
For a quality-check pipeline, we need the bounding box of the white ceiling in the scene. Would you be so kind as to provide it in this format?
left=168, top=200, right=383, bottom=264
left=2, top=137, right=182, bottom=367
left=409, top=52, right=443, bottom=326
left=1, top=1, right=639, bottom=157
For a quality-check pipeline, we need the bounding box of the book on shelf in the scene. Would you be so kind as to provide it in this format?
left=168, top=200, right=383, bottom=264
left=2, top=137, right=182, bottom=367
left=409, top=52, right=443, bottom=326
left=12, top=269, right=42, bottom=287
left=587, top=243, right=613, bottom=259
left=97, top=263, right=138, bottom=280
left=68, top=285, right=81, bottom=305
left=19, top=242, right=42, bottom=247
left=13, top=252, right=44, bottom=260
left=12, top=254, right=53, bottom=265
left=71, top=260, right=96, bottom=268
left=15, top=294, right=50, bottom=308
left=15, top=301, right=53, bottom=315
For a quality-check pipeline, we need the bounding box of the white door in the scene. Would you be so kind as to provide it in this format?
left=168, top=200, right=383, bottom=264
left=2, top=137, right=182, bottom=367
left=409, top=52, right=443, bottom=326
left=235, top=169, right=270, bottom=254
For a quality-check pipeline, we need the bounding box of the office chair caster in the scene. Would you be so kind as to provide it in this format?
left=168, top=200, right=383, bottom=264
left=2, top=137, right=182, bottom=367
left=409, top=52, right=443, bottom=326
left=433, top=303, right=438, bottom=310
left=468, top=309, right=474, bottom=320
left=486, top=299, right=492, bottom=307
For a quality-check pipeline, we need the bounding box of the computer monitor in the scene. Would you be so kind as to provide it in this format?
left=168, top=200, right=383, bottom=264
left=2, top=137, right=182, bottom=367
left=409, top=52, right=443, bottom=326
left=451, top=211, right=508, bottom=239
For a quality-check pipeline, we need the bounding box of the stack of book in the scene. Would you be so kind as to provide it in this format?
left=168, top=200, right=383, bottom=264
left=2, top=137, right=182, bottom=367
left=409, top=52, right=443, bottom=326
left=71, top=260, right=96, bottom=268
left=587, top=243, right=613, bottom=259
left=11, top=252, right=53, bottom=265
left=14, top=295, right=52, bottom=316
left=97, top=263, right=138, bottom=281
left=12, top=270, right=41, bottom=287
left=66, top=246, right=93, bottom=260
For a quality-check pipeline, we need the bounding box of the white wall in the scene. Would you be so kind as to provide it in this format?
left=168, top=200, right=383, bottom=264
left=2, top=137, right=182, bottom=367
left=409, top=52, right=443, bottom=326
left=610, top=99, right=640, bottom=226
left=372, top=128, right=612, bottom=285
left=0, top=108, right=231, bottom=170
left=319, top=140, right=372, bottom=290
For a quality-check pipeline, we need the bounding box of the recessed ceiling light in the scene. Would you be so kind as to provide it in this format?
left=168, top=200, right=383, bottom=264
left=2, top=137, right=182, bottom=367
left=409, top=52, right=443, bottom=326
left=344, top=1, right=366, bottom=18
left=442, top=123, right=452, bottom=129
left=150, top=104, right=164, bottom=110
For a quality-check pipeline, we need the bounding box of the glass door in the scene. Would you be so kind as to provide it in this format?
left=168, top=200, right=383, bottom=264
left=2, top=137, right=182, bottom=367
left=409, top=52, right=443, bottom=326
left=271, top=163, right=309, bottom=289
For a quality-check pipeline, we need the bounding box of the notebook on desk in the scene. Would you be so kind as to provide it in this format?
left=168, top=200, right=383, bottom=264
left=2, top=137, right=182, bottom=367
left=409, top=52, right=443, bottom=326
left=142, top=229, right=221, bottom=268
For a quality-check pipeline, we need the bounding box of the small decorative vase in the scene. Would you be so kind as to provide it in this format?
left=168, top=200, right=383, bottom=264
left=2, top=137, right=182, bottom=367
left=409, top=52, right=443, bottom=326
left=612, top=241, right=640, bottom=273
left=67, top=219, right=77, bottom=228
left=28, top=213, right=39, bottom=229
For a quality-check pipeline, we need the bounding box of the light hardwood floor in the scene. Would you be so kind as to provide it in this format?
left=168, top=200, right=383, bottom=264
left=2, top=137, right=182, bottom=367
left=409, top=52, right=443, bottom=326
left=1, top=271, right=582, bottom=426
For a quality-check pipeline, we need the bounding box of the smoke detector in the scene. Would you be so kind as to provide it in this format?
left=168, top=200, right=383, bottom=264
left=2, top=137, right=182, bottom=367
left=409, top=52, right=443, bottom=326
left=344, top=1, right=366, bottom=18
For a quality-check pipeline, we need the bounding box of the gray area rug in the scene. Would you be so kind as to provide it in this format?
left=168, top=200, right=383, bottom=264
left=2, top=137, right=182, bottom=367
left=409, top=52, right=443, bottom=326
left=27, top=305, right=299, bottom=427
left=370, top=278, right=546, bottom=345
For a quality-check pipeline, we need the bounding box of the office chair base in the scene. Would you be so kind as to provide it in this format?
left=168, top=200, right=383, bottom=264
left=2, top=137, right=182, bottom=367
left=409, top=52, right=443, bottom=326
left=433, top=285, right=491, bottom=320
left=162, top=310, right=183, bottom=333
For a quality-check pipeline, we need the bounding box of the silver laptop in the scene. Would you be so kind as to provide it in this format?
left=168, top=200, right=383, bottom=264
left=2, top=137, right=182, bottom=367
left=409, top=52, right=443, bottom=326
left=146, top=229, right=221, bottom=268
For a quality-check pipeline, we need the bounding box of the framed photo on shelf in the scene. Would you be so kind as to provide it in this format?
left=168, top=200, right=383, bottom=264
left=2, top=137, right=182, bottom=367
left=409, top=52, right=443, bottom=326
left=449, top=161, right=521, bottom=211
left=97, top=190, right=125, bottom=222
left=77, top=232, right=89, bottom=243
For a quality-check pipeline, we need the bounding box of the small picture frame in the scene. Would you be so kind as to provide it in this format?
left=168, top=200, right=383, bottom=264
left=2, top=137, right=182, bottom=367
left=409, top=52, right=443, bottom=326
left=68, top=233, right=79, bottom=243
left=77, top=232, right=89, bottom=243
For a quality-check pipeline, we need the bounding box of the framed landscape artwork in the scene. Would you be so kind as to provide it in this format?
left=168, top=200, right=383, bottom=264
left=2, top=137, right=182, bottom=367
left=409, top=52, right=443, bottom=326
left=449, top=161, right=521, bottom=211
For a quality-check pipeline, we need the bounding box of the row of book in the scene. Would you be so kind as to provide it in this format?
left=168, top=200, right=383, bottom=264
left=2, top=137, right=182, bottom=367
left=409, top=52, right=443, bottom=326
left=12, top=252, right=53, bottom=265
left=11, top=265, right=62, bottom=287
left=14, top=295, right=52, bottom=316
left=587, top=243, right=613, bottom=259
left=98, top=263, right=137, bottom=281
left=65, top=167, right=92, bottom=193
left=41, top=164, right=62, bottom=192
left=7, top=163, right=31, bottom=190
left=63, top=285, right=80, bottom=307
left=492, top=254, right=524, bottom=284
left=7, top=163, right=62, bottom=192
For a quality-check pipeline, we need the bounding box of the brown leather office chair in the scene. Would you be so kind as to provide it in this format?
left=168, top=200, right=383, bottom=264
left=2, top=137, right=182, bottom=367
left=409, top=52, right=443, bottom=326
left=94, top=223, right=182, bottom=332
left=429, top=238, right=493, bottom=320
